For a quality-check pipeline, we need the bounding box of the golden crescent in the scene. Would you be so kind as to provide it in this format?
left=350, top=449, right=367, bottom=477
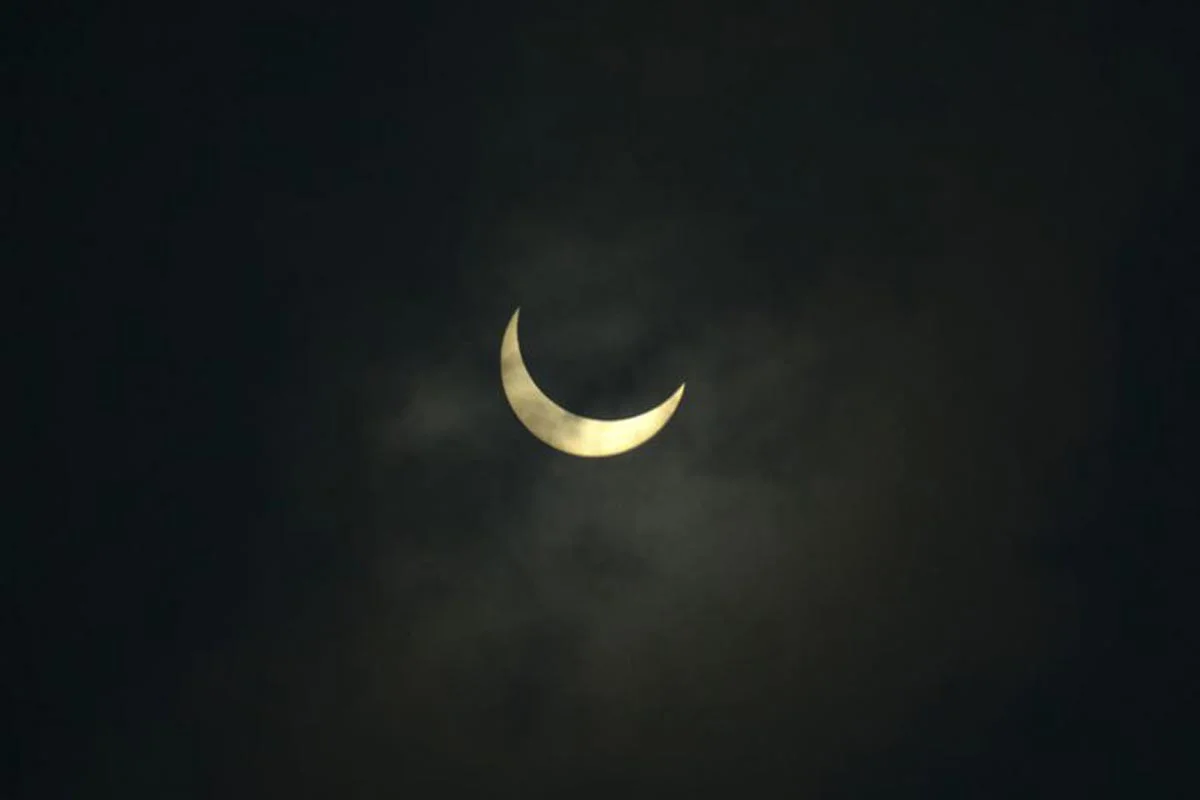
left=500, top=308, right=685, bottom=457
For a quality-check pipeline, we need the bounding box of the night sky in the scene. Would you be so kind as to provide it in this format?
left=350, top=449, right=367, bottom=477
left=13, top=2, right=1196, bottom=796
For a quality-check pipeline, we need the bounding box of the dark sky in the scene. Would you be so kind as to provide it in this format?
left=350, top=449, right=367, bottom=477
left=13, top=2, right=1196, bottom=796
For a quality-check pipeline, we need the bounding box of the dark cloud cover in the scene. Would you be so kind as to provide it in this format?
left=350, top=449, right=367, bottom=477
left=13, top=2, right=1195, bottom=796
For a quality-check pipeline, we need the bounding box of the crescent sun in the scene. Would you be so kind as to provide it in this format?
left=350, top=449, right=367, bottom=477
left=500, top=308, right=685, bottom=457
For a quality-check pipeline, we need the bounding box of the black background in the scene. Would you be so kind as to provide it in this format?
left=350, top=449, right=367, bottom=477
left=10, top=2, right=1196, bottom=796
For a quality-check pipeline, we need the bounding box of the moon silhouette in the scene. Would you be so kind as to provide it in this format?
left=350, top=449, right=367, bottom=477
left=500, top=308, right=686, bottom=457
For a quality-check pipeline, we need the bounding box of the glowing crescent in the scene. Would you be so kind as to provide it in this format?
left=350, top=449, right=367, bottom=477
left=500, top=308, right=685, bottom=457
